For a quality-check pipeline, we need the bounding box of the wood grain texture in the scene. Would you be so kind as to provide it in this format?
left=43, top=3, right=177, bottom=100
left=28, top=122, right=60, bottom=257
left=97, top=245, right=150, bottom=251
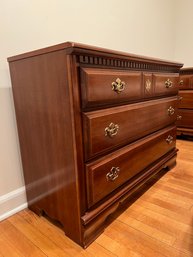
left=179, top=90, right=193, bottom=109
left=9, top=50, right=83, bottom=245
left=153, top=73, right=179, bottom=96
left=7, top=41, right=183, bottom=68
left=80, top=68, right=142, bottom=108
left=83, top=97, right=178, bottom=159
left=86, top=126, right=176, bottom=206
left=0, top=139, right=192, bottom=256
left=179, top=72, right=193, bottom=90
left=177, top=110, right=193, bottom=129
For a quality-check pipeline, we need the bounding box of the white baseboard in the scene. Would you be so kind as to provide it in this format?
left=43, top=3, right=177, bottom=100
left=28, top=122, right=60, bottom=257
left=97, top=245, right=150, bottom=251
left=0, top=186, right=27, bottom=221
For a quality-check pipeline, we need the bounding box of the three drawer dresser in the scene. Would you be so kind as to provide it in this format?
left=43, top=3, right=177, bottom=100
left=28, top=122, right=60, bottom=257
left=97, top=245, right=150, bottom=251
left=177, top=67, right=193, bottom=136
left=8, top=42, right=183, bottom=247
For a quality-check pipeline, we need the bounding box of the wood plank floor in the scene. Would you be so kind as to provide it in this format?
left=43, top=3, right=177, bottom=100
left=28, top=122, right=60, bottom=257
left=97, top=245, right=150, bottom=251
left=0, top=139, right=193, bottom=257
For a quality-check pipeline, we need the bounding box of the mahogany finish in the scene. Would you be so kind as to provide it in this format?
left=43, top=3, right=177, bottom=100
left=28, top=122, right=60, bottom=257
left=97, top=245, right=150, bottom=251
left=83, top=97, right=178, bottom=159
left=177, top=109, right=193, bottom=128
left=153, top=73, right=179, bottom=96
left=177, top=68, right=193, bottom=136
left=80, top=68, right=142, bottom=108
left=81, top=69, right=179, bottom=109
left=178, top=90, right=193, bottom=109
left=86, top=126, right=176, bottom=207
left=8, top=42, right=183, bottom=248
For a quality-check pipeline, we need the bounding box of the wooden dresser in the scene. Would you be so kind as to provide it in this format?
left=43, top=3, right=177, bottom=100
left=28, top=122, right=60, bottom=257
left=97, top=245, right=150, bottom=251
left=177, top=67, right=193, bottom=136
left=8, top=42, right=183, bottom=248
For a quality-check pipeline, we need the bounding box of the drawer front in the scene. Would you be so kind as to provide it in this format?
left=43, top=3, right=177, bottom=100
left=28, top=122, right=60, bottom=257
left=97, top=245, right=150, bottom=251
left=179, top=75, right=193, bottom=89
left=179, top=90, right=193, bottom=109
left=86, top=126, right=176, bottom=207
left=80, top=68, right=142, bottom=108
left=83, top=97, right=178, bottom=159
left=177, top=109, right=193, bottom=128
left=153, top=73, right=179, bottom=96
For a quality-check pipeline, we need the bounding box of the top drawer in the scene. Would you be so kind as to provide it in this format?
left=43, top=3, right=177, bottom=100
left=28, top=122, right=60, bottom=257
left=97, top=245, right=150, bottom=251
left=179, top=90, right=193, bottom=109
left=179, top=75, right=193, bottom=89
left=80, top=68, right=142, bottom=108
left=80, top=68, right=179, bottom=108
left=152, top=73, right=179, bottom=97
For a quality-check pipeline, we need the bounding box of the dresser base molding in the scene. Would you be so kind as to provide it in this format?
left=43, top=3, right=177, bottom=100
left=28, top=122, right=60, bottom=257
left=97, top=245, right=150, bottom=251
left=177, top=128, right=193, bottom=137
left=81, top=149, right=177, bottom=247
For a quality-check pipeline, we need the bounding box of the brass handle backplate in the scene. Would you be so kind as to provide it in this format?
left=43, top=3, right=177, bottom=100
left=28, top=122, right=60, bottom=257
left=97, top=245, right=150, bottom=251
left=179, top=80, right=184, bottom=86
left=168, top=106, right=175, bottom=116
left=105, top=122, right=119, bottom=138
left=165, top=79, right=173, bottom=88
left=106, top=167, right=120, bottom=181
left=145, top=79, right=151, bottom=92
left=166, top=135, right=174, bottom=144
left=177, top=115, right=182, bottom=120
left=112, top=78, right=125, bottom=93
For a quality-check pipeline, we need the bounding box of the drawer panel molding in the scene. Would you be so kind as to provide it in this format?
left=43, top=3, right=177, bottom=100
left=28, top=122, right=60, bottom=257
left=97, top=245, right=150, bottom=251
left=153, top=73, right=179, bottom=96
left=86, top=126, right=176, bottom=207
left=83, top=96, right=178, bottom=159
left=178, top=90, right=193, bottom=109
left=81, top=68, right=142, bottom=108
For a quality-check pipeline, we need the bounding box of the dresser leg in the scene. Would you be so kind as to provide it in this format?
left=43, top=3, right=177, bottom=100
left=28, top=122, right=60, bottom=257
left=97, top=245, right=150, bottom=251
left=28, top=204, right=44, bottom=217
left=163, top=156, right=176, bottom=170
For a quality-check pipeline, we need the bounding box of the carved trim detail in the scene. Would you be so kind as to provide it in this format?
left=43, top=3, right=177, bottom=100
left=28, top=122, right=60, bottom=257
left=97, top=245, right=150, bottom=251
left=77, top=55, right=178, bottom=72
left=180, top=70, right=193, bottom=75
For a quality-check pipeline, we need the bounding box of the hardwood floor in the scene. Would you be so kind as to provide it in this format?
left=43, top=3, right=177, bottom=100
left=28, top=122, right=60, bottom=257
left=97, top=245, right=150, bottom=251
left=0, top=139, right=193, bottom=257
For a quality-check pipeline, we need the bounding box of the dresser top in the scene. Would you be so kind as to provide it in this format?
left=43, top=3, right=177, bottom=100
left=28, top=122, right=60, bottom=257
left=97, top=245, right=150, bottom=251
left=8, top=41, right=183, bottom=68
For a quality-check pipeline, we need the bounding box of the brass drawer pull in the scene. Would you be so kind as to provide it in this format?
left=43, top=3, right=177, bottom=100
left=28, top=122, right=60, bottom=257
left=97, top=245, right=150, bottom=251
left=165, top=79, right=173, bottom=88
left=177, top=115, right=182, bottom=120
left=179, top=79, right=184, bottom=86
left=112, top=78, right=125, bottom=93
left=167, top=106, right=175, bottom=116
left=106, top=167, right=120, bottom=181
left=166, top=135, right=173, bottom=144
left=105, top=122, right=119, bottom=138
left=178, top=96, right=183, bottom=101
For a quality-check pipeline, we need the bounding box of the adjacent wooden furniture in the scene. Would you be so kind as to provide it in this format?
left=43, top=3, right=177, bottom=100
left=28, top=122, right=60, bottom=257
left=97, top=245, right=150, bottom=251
left=8, top=42, right=183, bottom=248
left=177, top=68, right=193, bottom=136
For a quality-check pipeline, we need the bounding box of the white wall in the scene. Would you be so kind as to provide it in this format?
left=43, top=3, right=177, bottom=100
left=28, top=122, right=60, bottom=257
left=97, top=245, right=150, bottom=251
left=174, top=0, right=193, bottom=67
left=0, top=0, right=177, bottom=219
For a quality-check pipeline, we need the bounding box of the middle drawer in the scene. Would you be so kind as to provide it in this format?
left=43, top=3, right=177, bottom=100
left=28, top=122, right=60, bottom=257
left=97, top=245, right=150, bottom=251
left=83, top=96, right=178, bottom=160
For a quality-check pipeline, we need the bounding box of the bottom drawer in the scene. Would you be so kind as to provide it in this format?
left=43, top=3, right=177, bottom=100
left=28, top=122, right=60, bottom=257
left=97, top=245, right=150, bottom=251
left=177, top=109, right=193, bottom=128
left=86, top=126, right=176, bottom=207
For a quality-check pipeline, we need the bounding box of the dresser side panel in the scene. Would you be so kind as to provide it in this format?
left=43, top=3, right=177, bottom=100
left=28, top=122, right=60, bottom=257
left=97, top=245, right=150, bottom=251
left=8, top=50, right=82, bottom=244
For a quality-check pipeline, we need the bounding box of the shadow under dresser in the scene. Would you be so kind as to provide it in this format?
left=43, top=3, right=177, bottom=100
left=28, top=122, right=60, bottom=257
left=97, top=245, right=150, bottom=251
left=7, top=42, right=183, bottom=247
